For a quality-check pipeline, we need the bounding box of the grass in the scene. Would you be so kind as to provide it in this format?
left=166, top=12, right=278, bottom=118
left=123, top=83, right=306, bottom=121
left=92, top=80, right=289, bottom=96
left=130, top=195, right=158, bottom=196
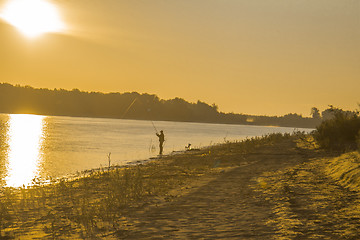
left=325, top=151, right=360, bottom=191
left=254, top=136, right=360, bottom=239
left=0, top=132, right=296, bottom=239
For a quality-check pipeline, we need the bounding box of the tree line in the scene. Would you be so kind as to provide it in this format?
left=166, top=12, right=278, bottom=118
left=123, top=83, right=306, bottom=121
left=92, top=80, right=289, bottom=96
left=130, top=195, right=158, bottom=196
left=0, top=83, right=331, bottom=128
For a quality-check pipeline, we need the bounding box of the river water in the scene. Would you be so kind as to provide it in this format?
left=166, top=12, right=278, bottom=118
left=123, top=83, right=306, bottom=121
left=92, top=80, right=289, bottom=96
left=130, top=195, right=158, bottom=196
left=0, top=114, right=312, bottom=187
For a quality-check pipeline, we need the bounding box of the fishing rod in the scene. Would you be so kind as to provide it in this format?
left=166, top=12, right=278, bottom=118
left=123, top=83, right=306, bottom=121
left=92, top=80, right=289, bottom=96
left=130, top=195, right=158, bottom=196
left=152, top=121, right=158, bottom=133
left=151, top=120, right=158, bottom=134
left=120, top=97, right=137, bottom=119
left=120, top=95, right=161, bottom=135
left=134, top=95, right=160, bottom=134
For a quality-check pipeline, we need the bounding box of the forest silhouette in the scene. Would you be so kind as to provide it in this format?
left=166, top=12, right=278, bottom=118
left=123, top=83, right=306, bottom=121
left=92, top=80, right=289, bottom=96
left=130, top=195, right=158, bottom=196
left=0, top=83, right=321, bottom=128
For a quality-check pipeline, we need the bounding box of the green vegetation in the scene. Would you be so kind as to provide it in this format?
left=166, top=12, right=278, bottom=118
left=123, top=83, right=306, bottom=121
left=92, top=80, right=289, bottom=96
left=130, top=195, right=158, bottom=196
left=0, top=133, right=292, bottom=239
left=0, top=83, right=319, bottom=128
left=313, top=106, right=360, bottom=151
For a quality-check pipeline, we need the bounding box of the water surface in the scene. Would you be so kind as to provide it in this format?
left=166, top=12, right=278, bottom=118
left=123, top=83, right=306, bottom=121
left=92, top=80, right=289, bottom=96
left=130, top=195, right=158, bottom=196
left=0, top=114, right=312, bottom=187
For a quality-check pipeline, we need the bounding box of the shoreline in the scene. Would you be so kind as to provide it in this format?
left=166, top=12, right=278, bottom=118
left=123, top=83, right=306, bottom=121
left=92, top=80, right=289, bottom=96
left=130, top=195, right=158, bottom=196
left=2, top=133, right=359, bottom=239
left=1, top=113, right=315, bottom=189
left=20, top=148, right=198, bottom=188
left=0, top=133, right=296, bottom=238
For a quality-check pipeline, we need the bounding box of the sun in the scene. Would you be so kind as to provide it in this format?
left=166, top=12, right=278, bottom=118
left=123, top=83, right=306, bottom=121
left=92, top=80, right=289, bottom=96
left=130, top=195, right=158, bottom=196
left=0, top=0, right=65, bottom=38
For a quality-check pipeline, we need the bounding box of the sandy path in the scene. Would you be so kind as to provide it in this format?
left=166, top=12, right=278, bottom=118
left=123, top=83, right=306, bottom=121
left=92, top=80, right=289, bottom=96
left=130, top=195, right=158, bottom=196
left=116, top=140, right=310, bottom=239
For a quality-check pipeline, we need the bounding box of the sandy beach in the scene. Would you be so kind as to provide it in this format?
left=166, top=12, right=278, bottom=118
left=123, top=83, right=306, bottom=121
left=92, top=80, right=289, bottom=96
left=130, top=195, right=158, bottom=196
left=112, top=136, right=315, bottom=239
left=116, top=139, right=305, bottom=239
left=2, top=134, right=360, bottom=239
left=109, top=136, right=360, bottom=239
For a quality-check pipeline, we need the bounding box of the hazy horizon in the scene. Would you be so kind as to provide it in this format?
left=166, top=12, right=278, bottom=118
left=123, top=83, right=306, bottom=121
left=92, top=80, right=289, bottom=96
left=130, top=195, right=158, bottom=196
left=0, top=0, right=359, bottom=116
left=1, top=82, right=356, bottom=118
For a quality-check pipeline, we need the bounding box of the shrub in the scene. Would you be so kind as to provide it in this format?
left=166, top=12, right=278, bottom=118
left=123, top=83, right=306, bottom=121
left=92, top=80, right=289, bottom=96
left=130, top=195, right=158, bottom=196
left=314, top=107, right=360, bottom=151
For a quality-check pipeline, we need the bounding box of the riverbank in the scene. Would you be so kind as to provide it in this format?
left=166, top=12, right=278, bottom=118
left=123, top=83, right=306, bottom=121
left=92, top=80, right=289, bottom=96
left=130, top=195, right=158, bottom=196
left=1, top=133, right=360, bottom=239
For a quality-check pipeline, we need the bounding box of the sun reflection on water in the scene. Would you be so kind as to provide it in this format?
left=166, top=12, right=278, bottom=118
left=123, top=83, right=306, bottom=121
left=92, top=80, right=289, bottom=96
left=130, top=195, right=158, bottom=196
left=5, top=114, right=45, bottom=187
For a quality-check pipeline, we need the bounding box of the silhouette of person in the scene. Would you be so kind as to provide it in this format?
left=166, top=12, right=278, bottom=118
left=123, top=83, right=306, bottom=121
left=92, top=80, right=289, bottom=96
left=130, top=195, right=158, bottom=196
left=156, top=130, right=165, bottom=155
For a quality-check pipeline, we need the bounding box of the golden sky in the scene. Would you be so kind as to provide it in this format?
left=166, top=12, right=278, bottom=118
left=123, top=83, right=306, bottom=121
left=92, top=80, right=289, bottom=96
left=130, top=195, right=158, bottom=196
left=0, top=0, right=359, bottom=116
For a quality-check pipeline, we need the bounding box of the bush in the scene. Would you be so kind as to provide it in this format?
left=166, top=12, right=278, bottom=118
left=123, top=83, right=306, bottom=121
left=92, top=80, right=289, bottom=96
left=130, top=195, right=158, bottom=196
left=314, top=107, right=360, bottom=151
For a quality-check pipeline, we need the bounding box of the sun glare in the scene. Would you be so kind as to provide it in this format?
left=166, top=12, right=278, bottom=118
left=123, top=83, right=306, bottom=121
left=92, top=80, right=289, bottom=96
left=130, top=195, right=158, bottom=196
left=5, top=114, right=45, bottom=187
left=0, top=0, right=65, bottom=38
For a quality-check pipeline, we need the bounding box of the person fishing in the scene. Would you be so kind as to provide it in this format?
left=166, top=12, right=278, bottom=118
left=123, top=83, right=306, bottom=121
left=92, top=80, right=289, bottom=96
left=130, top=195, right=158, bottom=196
left=156, top=130, right=165, bottom=155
